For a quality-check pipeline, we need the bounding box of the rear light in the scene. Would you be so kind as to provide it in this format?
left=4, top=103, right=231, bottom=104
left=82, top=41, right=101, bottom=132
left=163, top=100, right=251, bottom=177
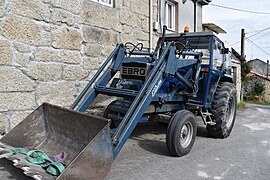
left=201, top=68, right=209, bottom=72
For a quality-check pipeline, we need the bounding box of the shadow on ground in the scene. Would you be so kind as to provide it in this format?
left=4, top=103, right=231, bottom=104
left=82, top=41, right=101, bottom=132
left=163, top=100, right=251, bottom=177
left=196, top=125, right=212, bottom=138
left=128, top=122, right=211, bottom=157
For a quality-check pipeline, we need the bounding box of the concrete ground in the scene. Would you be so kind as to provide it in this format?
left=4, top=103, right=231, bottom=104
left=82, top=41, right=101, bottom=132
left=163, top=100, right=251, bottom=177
left=106, top=103, right=270, bottom=180
left=0, top=103, right=269, bottom=179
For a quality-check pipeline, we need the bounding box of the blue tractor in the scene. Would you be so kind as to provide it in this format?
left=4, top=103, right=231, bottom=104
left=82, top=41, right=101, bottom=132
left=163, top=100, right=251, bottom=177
left=75, top=27, right=237, bottom=157
left=0, top=27, right=237, bottom=179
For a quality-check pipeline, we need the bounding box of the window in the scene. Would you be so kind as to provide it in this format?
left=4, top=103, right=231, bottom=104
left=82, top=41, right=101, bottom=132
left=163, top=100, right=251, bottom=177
left=164, top=0, right=178, bottom=31
left=91, top=0, right=114, bottom=7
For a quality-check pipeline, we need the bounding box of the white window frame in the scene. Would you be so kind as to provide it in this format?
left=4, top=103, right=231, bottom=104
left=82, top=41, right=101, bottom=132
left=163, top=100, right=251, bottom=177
left=91, top=0, right=114, bottom=7
left=165, top=0, right=176, bottom=31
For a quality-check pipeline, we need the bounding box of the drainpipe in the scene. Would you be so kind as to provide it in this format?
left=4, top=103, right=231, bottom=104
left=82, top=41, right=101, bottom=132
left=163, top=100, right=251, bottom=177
left=149, top=0, right=153, bottom=50
left=192, top=0, right=197, bottom=32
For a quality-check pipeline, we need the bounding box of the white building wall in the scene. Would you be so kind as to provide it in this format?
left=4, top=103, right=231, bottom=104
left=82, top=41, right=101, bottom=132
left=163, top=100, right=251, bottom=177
left=179, top=1, right=203, bottom=32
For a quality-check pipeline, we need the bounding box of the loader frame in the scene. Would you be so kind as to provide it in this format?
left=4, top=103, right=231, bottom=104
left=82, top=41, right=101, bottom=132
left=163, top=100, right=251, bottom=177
left=71, top=31, right=232, bottom=158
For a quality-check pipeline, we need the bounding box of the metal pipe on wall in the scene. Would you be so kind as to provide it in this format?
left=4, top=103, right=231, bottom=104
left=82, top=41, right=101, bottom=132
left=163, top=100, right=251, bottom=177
left=192, top=0, right=197, bottom=32
left=150, top=0, right=153, bottom=50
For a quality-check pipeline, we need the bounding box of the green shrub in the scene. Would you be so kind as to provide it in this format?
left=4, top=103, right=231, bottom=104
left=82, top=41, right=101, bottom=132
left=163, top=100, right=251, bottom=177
left=241, top=63, right=251, bottom=82
left=254, top=82, right=265, bottom=95
left=246, top=81, right=265, bottom=97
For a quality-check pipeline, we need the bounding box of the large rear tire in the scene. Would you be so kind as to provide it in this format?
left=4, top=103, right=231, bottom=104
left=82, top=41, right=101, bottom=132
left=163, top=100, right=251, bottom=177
left=207, top=82, right=237, bottom=138
left=166, top=110, right=197, bottom=157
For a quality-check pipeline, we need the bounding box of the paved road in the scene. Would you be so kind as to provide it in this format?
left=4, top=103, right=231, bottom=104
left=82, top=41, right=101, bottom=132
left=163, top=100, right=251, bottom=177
left=0, top=103, right=269, bottom=179
left=106, top=103, right=270, bottom=180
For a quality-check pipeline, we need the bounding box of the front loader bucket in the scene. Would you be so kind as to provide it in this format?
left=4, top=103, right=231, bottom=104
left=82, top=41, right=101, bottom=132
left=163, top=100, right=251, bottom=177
left=0, top=103, right=113, bottom=180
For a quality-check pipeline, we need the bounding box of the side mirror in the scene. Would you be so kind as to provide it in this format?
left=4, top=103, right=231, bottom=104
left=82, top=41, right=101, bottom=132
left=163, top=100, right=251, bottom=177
left=221, top=48, right=229, bottom=54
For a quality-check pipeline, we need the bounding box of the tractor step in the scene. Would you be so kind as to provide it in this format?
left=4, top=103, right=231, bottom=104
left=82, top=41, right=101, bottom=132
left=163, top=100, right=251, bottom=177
left=199, top=110, right=216, bottom=125
left=206, top=122, right=216, bottom=126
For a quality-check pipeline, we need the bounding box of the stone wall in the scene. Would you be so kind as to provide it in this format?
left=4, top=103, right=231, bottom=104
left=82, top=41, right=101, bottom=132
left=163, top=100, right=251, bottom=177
left=243, top=75, right=270, bottom=102
left=0, top=0, right=154, bottom=134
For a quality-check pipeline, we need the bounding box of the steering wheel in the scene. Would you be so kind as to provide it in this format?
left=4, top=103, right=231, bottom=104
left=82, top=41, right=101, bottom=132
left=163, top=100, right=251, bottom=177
left=175, top=41, right=192, bottom=55
left=125, top=42, right=143, bottom=54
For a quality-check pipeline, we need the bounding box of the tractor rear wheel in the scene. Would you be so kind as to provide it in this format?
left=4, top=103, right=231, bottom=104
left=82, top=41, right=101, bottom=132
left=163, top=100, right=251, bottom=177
left=166, top=110, right=197, bottom=157
left=206, top=82, right=237, bottom=138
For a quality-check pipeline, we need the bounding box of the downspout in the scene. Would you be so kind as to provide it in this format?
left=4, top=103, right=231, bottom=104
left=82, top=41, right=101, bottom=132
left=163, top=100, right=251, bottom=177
left=192, top=0, right=197, bottom=32
left=150, top=0, right=153, bottom=50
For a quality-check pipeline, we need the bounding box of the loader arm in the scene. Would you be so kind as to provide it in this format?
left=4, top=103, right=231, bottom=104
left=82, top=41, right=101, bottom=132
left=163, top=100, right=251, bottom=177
left=71, top=42, right=176, bottom=158
left=71, top=44, right=126, bottom=112
left=112, top=43, right=174, bottom=157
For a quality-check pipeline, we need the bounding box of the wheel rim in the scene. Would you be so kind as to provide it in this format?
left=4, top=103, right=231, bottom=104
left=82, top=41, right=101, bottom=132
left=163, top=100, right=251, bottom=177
left=180, top=122, right=193, bottom=148
left=225, top=96, right=236, bottom=129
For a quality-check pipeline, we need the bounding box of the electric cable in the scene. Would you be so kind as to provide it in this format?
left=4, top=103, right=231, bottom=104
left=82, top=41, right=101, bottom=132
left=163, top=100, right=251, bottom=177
left=246, top=27, right=270, bottom=34
left=247, top=27, right=270, bottom=39
left=246, top=38, right=270, bottom=57
left=210, top=4, right=270, bottom=15
left=251, top=31, right=270, bottom=42
left=231, top=26, right=270, bottom=46
left=247, top=29, right=265, bottom=34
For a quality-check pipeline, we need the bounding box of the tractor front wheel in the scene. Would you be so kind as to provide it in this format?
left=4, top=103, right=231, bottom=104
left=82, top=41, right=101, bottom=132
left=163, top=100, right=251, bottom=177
left=166, top=110, right=197, bottom=157
left=207, top=82, right=237, bottom=138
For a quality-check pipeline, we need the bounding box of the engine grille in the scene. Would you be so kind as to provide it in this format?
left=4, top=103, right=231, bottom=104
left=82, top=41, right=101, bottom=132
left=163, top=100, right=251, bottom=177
left=121, top=62, right=150, bottom=81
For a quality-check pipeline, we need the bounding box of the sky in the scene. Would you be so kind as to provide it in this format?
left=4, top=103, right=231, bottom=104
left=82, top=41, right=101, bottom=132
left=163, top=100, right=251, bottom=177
left=203, top=0, right=270, bottom=62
